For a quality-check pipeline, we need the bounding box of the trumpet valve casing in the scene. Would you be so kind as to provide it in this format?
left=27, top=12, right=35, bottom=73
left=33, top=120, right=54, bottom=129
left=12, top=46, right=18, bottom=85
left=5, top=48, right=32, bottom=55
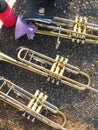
left=72, top=15, right=87, bottom=43
left=49, top=55, right=68, bottom=82
left=0, top=77, right=66, bottom=130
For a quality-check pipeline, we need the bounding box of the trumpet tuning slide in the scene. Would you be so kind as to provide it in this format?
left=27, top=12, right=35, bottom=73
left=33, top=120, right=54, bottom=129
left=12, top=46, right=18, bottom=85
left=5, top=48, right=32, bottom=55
left=15, top=15, right=98, bottom=45
left=0, top=77, right=67, bottom=130
left=0, top=47, right=98, bottom=92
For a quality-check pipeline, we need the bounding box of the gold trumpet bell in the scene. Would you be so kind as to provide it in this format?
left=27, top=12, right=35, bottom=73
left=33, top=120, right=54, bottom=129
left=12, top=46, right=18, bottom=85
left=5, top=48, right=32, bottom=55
left=0, top=77, right=67, bottom=130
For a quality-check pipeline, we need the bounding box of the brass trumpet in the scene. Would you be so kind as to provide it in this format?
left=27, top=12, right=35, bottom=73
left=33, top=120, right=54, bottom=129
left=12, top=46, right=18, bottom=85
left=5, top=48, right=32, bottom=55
left=0, top=47, right=98, bottom=92
left=34, top=15, right=98, bottom=44
left=0, top=77, right=66, bottom=130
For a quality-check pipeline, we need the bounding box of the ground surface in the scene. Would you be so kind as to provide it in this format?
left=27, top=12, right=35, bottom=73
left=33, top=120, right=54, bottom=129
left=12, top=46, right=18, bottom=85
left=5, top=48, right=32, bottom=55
left=0, top=0, right=98, bottom=130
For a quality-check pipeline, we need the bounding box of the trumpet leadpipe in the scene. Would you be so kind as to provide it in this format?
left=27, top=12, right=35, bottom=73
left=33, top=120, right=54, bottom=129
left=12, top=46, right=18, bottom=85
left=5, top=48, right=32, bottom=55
left=0, top=77, right=66, bottom=130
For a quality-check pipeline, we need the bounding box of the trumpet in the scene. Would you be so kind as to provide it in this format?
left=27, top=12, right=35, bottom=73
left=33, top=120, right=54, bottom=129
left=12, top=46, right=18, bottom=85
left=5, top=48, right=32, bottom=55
left=0, top=47, right=98, bottom=92
left=0, top=77, right=66, bottom=130
left=34, top=15, right=98, bottom=44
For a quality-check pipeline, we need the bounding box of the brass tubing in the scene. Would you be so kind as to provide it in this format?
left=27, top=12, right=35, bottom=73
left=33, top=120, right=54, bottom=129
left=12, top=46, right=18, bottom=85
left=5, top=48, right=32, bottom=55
left=0, top=51, right=48, bottom=77
left=17, top=47, right=54, bottom=63
left=0, top=47, right=94, bottom=91
left=0, top=77, right=66, bottom=130
left=36, top=23, right=98, bottom=39
left=54, top=16, right=98, bottom=30
left=17, top=47, right=91, bottom=91
left=53, top=17, right=74, bottom=24
left=36, top=30, right=98, bottom=44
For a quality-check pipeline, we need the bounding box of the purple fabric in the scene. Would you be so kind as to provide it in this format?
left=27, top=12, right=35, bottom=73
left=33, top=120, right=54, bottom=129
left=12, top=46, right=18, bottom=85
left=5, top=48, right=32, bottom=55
left=15, top=16, right=38, bottom=40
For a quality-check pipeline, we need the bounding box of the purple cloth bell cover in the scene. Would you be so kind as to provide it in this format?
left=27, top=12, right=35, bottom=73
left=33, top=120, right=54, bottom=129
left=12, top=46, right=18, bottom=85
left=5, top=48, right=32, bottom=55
left=15, top=15, right=38, bottom=40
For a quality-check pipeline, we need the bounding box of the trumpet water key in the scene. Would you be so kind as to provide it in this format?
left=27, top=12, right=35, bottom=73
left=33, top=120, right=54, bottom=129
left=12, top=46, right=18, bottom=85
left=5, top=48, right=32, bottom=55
left=0, top=77, right=66, bottom=130
left=0, top=47, right=98, bottom=92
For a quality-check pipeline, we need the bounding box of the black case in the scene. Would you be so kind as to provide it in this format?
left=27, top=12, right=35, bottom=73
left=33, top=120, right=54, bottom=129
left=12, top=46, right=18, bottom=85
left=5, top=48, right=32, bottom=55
left=23, top=0, right=56, bottom=22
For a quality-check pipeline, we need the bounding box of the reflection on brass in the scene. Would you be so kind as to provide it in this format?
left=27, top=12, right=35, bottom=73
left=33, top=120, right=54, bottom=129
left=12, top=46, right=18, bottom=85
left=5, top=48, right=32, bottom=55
left=0, top=47, right=97, bottom=92
left=17, top=47, right=91, bottom=91
left=0, top=77, right=66, bottom=130
left=39, top=7, right=45, bottom=16
left=35, top=15, right=98, bottom=45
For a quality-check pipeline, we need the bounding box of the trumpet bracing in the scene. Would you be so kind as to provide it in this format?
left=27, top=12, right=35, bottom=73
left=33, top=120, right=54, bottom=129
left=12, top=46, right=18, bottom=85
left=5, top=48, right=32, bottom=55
left=34, top=15, right=98, bottom=44
left=0, top=77, right=66, bottom=130
left=0, top=47, right=98, bottom=92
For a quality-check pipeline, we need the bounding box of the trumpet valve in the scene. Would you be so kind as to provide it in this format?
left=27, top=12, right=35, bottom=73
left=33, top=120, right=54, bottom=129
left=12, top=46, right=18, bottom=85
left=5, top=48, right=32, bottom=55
left=31, top=117, right=35, bottom=122
left=51, top=79, right=55, bottom=83
left=47, top=76, right=51, bottom=81
left=41, top=62, right=47, bottom=67
left=76, top=39, right=80, bottom=43
left=56, top=80, right=60, bottom=85
left=27, top=115, right=31, bottom=120
left=56, top=40, right=61, bottom=50
left=81, top=39, right=85, bottom=44
left=22, top=112, right=26, bottom=117
left=57, top=40, right=60, bottom=44
left=72, top=37, right=75, bottom=42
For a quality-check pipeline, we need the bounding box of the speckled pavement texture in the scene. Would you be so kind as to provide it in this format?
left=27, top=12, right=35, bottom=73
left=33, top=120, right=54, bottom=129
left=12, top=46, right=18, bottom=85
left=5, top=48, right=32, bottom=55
left=0, top=0, right=98, bottom=130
